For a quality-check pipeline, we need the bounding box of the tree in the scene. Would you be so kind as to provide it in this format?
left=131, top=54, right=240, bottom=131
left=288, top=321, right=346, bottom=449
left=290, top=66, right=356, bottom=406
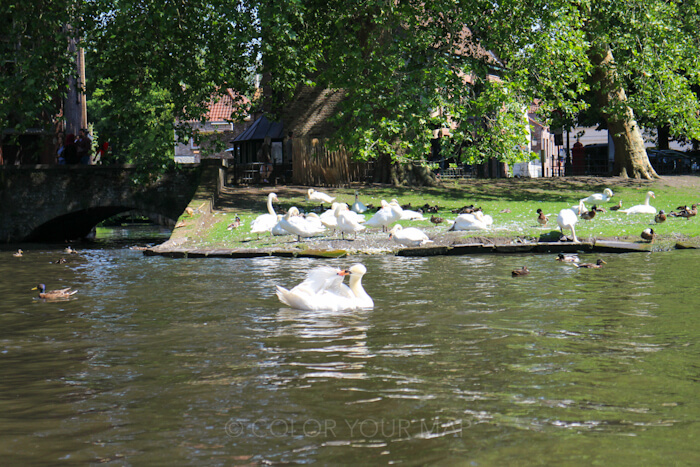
left=82, top=0, right=257, bottom=165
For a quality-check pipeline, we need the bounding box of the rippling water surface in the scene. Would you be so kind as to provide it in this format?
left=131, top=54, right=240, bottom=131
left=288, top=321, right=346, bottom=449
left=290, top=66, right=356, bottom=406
left=2, top=230, right=700, bottom=464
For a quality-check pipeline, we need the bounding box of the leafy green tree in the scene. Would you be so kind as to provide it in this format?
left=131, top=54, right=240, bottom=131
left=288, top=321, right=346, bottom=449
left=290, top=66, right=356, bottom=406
left=0, top=1, right=77, bottom=134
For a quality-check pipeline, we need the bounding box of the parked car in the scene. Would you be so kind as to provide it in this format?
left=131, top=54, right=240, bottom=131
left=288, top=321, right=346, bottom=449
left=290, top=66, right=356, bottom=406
left=646, top=149, right=692, bottom=174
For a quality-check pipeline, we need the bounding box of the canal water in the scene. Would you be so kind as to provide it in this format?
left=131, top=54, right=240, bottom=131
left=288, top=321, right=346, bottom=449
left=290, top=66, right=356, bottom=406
left=2, top=226, right=700, bottom=465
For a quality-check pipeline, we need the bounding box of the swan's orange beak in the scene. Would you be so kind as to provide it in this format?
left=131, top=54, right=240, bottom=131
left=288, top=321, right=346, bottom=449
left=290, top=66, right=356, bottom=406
left=338, top=270, right=350, bottom=276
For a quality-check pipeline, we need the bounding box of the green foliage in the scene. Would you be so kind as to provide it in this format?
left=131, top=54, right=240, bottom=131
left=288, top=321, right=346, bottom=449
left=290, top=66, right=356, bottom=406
left=0, top=1, right=77, bottom=133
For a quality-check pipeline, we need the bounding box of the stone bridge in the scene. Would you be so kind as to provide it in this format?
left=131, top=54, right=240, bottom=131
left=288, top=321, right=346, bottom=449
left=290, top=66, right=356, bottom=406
left=0, top=164, right=202, bottom=243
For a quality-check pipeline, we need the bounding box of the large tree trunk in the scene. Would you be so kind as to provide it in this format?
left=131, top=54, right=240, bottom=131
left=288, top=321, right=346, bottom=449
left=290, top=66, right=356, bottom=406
left=590, top=46, right=658, bottom=179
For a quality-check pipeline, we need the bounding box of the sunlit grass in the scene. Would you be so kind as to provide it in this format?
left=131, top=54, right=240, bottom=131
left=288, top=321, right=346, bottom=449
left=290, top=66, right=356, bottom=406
left=176, top=177, right=700, bottom=248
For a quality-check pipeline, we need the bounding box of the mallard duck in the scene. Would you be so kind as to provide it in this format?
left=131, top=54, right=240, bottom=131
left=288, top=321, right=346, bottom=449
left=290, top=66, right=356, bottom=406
left=227, top=214, right=242, bottom=230
left=32, top=283, right=78, bottom=299
left=512, top=266, right=530, bottom=276
left=654, top=210, right=666, bottom=223
left=678, top=204, right=698, bottom=220
left=13, top=249, right=23, bottom=257
left=556, top=253, right=579, bottom=263
left=430, top=214, right=445, bottom=225
left=64, top=246, right=77, bottom=254
left=500, top=208, right=512, bottom=213
left=536, top=209, right=548, bottom=227
left=609, top=200, right=622, bottom=211
left=641, top=228, right=657, bottom=243
left=575, top=259, right=607, bottom=269
left=580, top=203, right=597, bottom=220
left=53, top=258, right=67, bottom=264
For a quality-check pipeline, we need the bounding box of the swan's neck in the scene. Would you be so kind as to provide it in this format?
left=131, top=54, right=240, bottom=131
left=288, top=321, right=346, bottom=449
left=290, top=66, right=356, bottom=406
left=267, top=197, right=276, bottom=215
left=349, top=276, right=367, bottom=298
left=644, top=195, right=651, bottom=205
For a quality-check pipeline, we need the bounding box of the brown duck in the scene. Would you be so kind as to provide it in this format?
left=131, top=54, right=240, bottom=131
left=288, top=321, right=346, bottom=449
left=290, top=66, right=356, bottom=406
left=536, top=209, right=548, bottom=227
left=512, top=266, right=530, bottom=276
left=641, top=228, right=657, bottom=243
left=32, top=284, right=78, bottom=300
left=609, top=200, right=622, bottom=211
left=575, top=259, right=607, bottom=269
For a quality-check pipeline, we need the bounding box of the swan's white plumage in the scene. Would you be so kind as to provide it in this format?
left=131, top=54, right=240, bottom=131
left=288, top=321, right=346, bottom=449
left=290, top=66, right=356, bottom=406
left=620, top=191, right=656, bottom=214
left=557, top=206, right=579, bottom=242
left=389, top=224, right=432, bottom=246
left=335, top=204, right=366, bottom=239
left=276, top=264, right=373, bottom=311
left=307, top=188, right=335, bottom=204
left=449, top=211, right=491, bottom=231
left=279, top=207, right=326, bottom=240
left=250, top=193, right=279, bottom=235
left=581, top=188, right=613, bottom=204
left=364, top=200, right=402, bottom=231
left=351, top=192, right=368, bottom=214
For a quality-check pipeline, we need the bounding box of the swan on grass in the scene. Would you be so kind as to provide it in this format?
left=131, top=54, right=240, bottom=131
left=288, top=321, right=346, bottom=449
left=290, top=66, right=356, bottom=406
left=448, top=211, right=492, bottom=231
left=620, top=191, right=656, bottom=214
left=351, top=191, right=368, bottom=214
left=581, top=188, right=613, bottom=204
left=557, top=206, right=579, bottom=242
left=307, top=188, right=335, bottom=205
left=250, top=193, right=279, bottom=236
left=279, top=207, right=326, bottom=241
left=389, top=224, right=433, bottom=247
left=276, top=264, right=373, bottom=311
left=390, top=199, right=427, bottom=221
left=364, top=200, right=402, bottom=231
left=335, top=204, right=366, bottom=239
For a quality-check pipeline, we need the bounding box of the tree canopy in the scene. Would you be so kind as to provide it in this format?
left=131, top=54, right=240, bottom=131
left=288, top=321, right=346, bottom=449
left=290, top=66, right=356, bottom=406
left=3, top=1, right=700, bottom=179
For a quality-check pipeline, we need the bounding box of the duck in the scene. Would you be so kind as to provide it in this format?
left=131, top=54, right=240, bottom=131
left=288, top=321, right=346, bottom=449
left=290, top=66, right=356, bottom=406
left=32, top=283, right=78, bottom=300
left=536, top=209, right=549, bottom=227
left=388, top=224, right=433, bottom=247
left=13, top=249, right=23, bottom=257
left=307, top=188, right=335, bottom=205
left=53, top=258, right=68, bottom=264
left=226, top=214, right=242, bottom=230
left=581, top=188, right=613, bottom=204
left=580, top=203, right=597, bottom=221
left=575, top=259, right=607, bottom=269
left=275, top=264, right=373, bottom=311
left=609, top=200, right=623, bottom=211
left=500, top=208, right=512, bottom=214
left=448, top=211, right=491, bottom=231
left=511, top=266, right=530, bottom=276
left=364, top=200, right=402, bottom=231
left=556, top=206, right=579, bottom=242
left=620, top=191, right=656, bottom=215
left=64, top=246, right=77, bottom=254
left=641, top=228, right=657, bottom=243
left=250, top=193, right=280, bottom=236
left=654, top=210, right=666, bottom=224
left=677, top=203, right=698, bottom=220
left=430, top=214, right=445, bottom=225
left=279, top=207, right=326, bottom=241
left=556, top=253, right=579, bottom=263
left=351, top=191, right=368, bottom=214
left=335, top=204, right=366, bottom=240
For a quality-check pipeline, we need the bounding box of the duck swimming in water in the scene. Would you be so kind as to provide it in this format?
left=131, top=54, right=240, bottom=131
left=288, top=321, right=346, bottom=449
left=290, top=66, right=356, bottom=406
left=575, top=259, right=607, bottom=269
left=511, top=266, right=530, bottom=276
left=32, top=284, right=78, bottom=300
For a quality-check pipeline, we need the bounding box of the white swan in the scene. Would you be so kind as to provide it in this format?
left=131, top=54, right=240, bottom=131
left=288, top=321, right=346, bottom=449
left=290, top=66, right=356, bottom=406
left=364, top=200, right=402, bottom=231
left=620, top=191, right=656, bottom=215
left=271, top=214, right=288, bottom=236
left=275, top=264, right=373, bottom=311
left=279, top=207, right=326, bottom=241
left=307, top=188, right=335, bottom=204
left=336, top=204, right=366, bottom=239
left=581, top=188, right=613, bottom=204
left=250, top=193, right=279, bottom=236
left=351, top=191, right=368, bottom=213
left=389, top=224, right=433, bottom=247
left=390, top=199, right=427, bottom=221
left=448, top=211, right=491, bottom=231
left=557, top=206, right=579, bottom=242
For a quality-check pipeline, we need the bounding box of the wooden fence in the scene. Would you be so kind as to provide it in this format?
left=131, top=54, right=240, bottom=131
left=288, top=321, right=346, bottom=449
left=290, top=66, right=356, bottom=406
left=292, top=137, right=371, bottom=186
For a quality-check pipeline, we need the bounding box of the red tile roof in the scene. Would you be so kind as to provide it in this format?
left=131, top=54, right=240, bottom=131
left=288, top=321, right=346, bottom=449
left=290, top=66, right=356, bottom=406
left=205, top=89, right=250, bottom=122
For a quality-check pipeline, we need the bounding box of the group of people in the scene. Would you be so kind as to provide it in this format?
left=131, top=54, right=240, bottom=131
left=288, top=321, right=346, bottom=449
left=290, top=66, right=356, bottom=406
left=57, top=129, right=109, bottom=165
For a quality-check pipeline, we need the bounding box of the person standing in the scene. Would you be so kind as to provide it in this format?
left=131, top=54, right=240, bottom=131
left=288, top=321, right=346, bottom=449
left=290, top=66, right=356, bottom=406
left=76, top=128, right=92, bottom=165
left=64, top=134, right=79, bottom=164
left=257, top=136, right=273, bottom=183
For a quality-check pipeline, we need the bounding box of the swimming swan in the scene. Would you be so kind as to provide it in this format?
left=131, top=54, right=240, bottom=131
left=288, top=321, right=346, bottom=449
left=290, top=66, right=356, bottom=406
left=276, top=264, right=373, bottom=311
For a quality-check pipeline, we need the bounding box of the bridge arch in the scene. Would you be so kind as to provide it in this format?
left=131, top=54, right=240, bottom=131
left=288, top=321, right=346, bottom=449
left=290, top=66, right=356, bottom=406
left=0, top=164, right=201, bottom=243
